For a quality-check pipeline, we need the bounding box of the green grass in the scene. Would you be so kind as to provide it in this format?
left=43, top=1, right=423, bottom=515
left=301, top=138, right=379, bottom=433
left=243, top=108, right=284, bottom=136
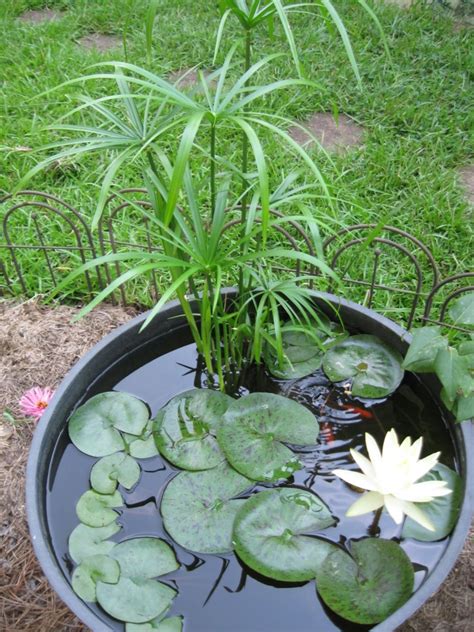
left=0, top=0, right=472, bottom=321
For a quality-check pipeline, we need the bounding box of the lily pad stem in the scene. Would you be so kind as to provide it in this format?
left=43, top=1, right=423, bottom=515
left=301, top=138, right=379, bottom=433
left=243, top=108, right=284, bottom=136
left=368, top=507, right=383, bottom=536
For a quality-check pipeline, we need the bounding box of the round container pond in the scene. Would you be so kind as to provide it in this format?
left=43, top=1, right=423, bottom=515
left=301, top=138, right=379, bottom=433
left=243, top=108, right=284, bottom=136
left=26, top=292, right=473, bottom=632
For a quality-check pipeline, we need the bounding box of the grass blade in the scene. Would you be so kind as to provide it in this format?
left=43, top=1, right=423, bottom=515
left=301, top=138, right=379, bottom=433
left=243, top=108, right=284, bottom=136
left=146, top=0, right=160, bottom=63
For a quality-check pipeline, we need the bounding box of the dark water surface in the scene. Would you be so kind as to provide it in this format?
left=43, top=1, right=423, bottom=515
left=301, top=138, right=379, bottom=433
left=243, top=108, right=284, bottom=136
left=47, top=331, right=457, bottom=632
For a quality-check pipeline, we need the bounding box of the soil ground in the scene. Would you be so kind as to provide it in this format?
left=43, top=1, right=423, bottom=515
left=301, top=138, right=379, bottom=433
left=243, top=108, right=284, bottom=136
left=0, top=300, right=472, bottom=631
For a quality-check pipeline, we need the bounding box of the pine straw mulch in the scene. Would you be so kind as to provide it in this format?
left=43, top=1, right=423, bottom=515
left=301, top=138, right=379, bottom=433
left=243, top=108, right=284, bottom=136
left=0, top=299, right=134, bottom=632
left=0, top=299, right=472, bottom=632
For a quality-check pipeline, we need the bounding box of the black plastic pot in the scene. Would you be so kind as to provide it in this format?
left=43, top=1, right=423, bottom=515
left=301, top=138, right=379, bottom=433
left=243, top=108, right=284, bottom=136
left=26, top=292, right=473, bottom=632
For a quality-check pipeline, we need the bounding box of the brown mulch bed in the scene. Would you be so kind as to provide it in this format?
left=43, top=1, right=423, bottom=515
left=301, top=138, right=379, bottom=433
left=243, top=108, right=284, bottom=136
left=0, top=299, right=472, bottom=631
left=0, top=299, right=134, bottom=632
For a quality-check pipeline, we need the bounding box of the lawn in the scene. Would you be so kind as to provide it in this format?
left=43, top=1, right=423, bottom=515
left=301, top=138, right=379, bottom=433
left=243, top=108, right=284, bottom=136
left=0, top=0, right=472, bottom=315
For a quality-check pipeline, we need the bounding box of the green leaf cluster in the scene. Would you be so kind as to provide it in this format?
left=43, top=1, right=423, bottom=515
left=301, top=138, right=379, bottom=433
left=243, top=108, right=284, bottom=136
left=403, top=294, right=474, bottom=422
left=67, top=392, right=182, bottom=627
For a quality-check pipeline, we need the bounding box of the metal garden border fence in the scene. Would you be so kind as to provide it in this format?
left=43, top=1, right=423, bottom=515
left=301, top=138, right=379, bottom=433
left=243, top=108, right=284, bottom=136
left=1, top=190, right=472, bottom=332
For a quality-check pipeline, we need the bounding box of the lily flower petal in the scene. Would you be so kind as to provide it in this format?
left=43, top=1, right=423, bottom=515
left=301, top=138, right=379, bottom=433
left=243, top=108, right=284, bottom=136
left=346, top=491, right=384, bottom=517
left=365, top=432, right=383, bottom=472
left=402, top=501, right=435, bottom=532
left=409, top=436, right=423, bottom=462
left=384, top=494, right=405, bottom=524
left=400, top=435, right=413, bottom=451
left=349, top=448, right=376, bottom=479
left=332, top=469, right=378, bottom=492
left=412, top=452, right=441, bottom=481
left=382, top=428, right=399, bottom=461
left=397, top=480, right=451, bottom=502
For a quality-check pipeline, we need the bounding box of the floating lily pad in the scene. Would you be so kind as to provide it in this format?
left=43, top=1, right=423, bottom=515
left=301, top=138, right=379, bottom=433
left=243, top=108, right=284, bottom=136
left=265, top=324, right=346, bottom=380
left=402, top=463, right=462, bottom=542
left=316, top=538, right=414, bottom=624
left=153, top=389, right=232, bottom=471
left=68, top=523, right=121, bottom=564
left=217, top=393, right=318, bottom=481
left=402, top=327, right=448, bottom=373
left=233, top=487, right=336, bottom=582
left=110, top=538, right=179, bottom=579
left=123, top=420, right=160, bottom=459
left=72, top=554, right=120, bottom=602
left=322, top=334, right=404, bottom=398
left=126, top=616, right=183, bottom=632
left=448, top=292, right=474, bottom=326
left=96, top=577, right=176, bottom=624
left=90, top=452, right=141, bottom=494
left=76, top=490, right=123, bottom=527
left=69, top=392, right=150, bottom=457
left=161, top=462, right=252, bottom=554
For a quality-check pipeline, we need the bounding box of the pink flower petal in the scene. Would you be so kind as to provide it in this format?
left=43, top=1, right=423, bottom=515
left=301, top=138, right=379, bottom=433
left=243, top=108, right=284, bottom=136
left=19, top=386, right=55, bottom=420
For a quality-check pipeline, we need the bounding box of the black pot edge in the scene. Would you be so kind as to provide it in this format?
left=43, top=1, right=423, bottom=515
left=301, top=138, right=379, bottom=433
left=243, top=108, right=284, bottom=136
left=25, top=291, right=473, bottom=632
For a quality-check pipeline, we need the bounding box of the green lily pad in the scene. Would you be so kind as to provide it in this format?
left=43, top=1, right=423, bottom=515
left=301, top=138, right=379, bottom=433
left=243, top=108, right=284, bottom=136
left=96, top=577, right=176, bottom=624
left=402, top=463, right=462, bottom=541
left=265, top=324, right=346, bottom=380
left=110, top=538, right=179, bottom=579
left=216, top=393, right=318, bottom=482
left=76, top=490, right=123, bottom=527
left=402, top=327, right=448, bottom=373
left=448, top=292, right=474, bottom=326
left=233, top=487, right=336, bottom=582
left=153, top=389, right=233, bottom=471
left=71, top=554, right=120, bottom=602
left=123, top=420, right=160, bottom=459
left=90, top=452, right=141, bottom=494
left=316, top=539, right=414, bottom=625
left=68, top=523, right=121, bottom=564
left=161, top=462, right=252, bottom=554
left=69, top=392, right=150, bottom=457
left=322, top=334, right=404, bottom=398
left=126, top=616, right=183, bottom=632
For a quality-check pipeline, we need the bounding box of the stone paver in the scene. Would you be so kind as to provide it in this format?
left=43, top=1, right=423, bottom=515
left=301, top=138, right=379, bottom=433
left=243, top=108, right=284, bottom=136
left=458, top=165, right=474, bottom=205
left=167, top=67, right=214, bottom=89
left=77, top=33, right=122, bottom=52
left=18, top=9, right=63, bottom=23
left=288, top=112, right=365, bottom=154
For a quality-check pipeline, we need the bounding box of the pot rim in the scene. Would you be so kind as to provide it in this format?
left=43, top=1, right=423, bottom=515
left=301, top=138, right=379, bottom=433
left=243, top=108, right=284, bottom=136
left=26, top=292, right=473, bottom=632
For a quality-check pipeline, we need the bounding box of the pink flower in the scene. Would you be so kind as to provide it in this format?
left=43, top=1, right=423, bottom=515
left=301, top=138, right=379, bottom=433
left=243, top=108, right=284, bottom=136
left=19, top=387, right=55, bottom=420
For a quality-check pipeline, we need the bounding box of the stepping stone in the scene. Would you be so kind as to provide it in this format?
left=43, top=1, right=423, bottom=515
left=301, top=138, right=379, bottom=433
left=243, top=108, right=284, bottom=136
left=458, top=166, right=474, bottom=205
left=77, top=34, right=122, bottom=52
left=167, top=67, right=214, bottom=89
left=288, top=112, right=364, bottom=154
left=18, top=9, right=63, bottom=23
left=382, top=0, right=414, bottom=7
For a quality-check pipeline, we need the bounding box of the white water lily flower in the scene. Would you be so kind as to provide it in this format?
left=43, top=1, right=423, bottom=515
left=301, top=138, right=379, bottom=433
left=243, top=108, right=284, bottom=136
left=333, top=429, right=452, bottom=531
